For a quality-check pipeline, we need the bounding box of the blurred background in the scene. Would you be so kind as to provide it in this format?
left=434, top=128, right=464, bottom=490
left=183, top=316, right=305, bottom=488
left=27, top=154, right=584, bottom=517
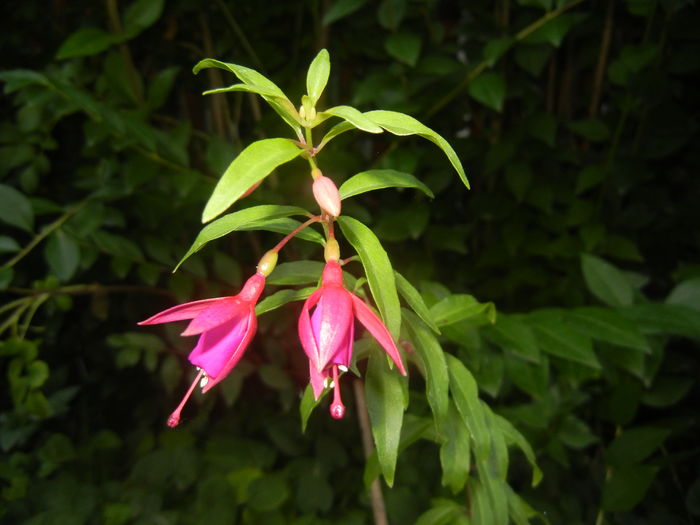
left=1, top=0, right=699, bottom=523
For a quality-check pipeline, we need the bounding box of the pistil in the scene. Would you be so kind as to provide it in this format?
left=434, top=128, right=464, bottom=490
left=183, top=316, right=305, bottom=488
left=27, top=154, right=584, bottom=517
left=167, top=369, right=205, bottom=427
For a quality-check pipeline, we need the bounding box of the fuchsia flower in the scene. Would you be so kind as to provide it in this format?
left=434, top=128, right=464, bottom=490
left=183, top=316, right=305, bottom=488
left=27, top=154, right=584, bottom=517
left=312, top=172, right=341, bottom=218
left=298, top=259, right=407, bottom=419
left=139, top=271, right=266, bottom=427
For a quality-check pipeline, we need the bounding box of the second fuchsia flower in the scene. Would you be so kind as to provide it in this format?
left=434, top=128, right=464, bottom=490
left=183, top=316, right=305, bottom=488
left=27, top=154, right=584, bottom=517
left=298, top=243, right=407, bottom=419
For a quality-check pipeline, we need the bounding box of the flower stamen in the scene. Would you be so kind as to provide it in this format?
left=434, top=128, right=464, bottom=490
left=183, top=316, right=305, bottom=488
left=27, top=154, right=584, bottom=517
left=167, top=369, right=205, bottom=428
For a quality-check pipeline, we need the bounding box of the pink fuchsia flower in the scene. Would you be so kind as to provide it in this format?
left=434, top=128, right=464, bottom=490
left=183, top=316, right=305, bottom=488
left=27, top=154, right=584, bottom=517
left=138, top=271, right=266, bottom=427
left=298, top=258, right=407, bottom=419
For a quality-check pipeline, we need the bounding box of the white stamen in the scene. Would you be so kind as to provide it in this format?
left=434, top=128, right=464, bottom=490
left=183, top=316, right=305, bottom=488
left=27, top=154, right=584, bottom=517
left=338, top=365, right=348, bottom=372
left=323, top=377, right=331, bottom=388
left=328, top=380, right=335, bottom=389
left=199, top=375, right=209, bottom=388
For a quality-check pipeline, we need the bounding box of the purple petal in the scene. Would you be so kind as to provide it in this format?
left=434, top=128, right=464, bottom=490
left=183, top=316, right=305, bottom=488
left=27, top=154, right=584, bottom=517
left=351, top=294, right=406, bottom=375
left=138, top=298, right=225, bottom=326
left=182, top=297, right=246, bottom=336
left=188, top=308, right=253, bottom=383
left=332, top=315, right=354, bottom=368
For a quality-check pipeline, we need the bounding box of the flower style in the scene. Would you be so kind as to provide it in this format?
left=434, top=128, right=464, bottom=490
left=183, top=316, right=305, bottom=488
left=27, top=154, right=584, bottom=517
left=139, top=271, right=266, bottom=427
left=298, top=258, right=407, bottom=419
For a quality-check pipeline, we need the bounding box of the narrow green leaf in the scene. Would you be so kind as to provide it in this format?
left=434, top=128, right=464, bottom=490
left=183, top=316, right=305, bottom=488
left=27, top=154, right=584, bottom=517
left=202, top=139, right=303, bottom=223
left=203, top=83, right=284, bottom=98
left=299, top=384, right=328, bottom=432
left=439, top=402, right=471, bottom=493
left=318, top=120, right=355, bottom=149
left=403, top=310, right=449, bottom=424
left=395, top=271, right=440, bottom=334
left=365, top=349, right=406, bottom=486
left=415, top=499, right=467, bottom=525
left=495, top=415, right=542, bottom=487
left=529, top=313, right=600, bottom=369
left=320, top=105, right=383, bottom=133
left=0, top=236, right=20, bottom=254
left=566, top=307, right=650, bottom=353
left=365, top=110, right=469, bottom=189
left=430, top=294, right=496, bottom=327
left=606, top=426, right=671, bottom=467
left=256, top=287, right=315, bottom=316
left=666, top=277, right=700, bottom=312
left=322, top=0, right=368, bottom=25
left=177, top=205, right=309, bottom=269
left=0, top=184, right=34, bottom=232
left=56, top=28, right=117, bottom=59
left=582, top=254, right=632, bottom=305
left=243, top=218, right=325, bottom=245
left=193, top=58, right=301, bottom=131
left=446, top=354, right=490, bottom=456
left=267, top=261, right=325, bottom=286
left=338, top=216, right=401, bottom=339
left=306, top=49, right=330, bottom=104
left=468, top=72, right=507, bottom=112
left=484, top=37, right=515, bottom=66
left=339, top=169, right=434, bottom=200
left=44, top=230, right=80, bottom=282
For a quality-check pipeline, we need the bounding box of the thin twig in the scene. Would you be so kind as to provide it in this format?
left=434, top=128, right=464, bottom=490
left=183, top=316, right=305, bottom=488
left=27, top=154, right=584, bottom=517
left=353, top=379, right=389, bottom=525
left=588, top=1, right=614, bottom=117
left=214, top=0, right=265, bottom=71
left=5, top=284, right=174, bottom=299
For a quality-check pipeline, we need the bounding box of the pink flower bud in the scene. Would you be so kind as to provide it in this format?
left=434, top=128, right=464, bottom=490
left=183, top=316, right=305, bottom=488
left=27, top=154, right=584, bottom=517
left=312, top=176, right=341, bottom=217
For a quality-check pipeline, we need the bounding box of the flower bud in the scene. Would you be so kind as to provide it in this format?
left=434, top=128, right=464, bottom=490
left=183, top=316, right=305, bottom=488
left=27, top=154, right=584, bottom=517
left=257, top=250, right=278, bottom=277
left=312, top=175, right=341, bottom=217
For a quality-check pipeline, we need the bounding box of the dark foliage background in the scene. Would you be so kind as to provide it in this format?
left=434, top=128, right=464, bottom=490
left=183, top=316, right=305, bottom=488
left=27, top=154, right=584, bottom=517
left=1, top=0, right=700, bottom=524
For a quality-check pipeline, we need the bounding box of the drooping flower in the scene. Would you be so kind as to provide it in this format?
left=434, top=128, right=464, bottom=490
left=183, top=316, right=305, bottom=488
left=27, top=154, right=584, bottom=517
left=298, top=255, right=407, bottom=419
left=139, top=266, right=269, bottom=427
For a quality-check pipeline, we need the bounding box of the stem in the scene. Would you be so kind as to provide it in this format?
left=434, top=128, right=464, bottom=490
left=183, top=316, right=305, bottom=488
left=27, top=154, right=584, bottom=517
left=271, top=216, right=322, bottom=253
left=353, top=379, right=389, bottom=525
left=105, top=0, right=144, bottom=104
left=588, top=0, right=614, bottom=117
left=424, top=0, right=587, bottom=119
left=6, top=284, right=174, bottom=298
left=2, top=200, right=88, bottom=270
left=214, top=0, right=265, bottom=72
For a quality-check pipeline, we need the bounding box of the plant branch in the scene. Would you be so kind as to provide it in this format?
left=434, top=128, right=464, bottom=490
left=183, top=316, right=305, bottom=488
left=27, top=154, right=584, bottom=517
left=588, top=0, right=614, bottom=117
left=5, top=284, right=174, bottom=299
left=353, top=379, right=389, bottom=525
left=425, top=0, right=587, bottom=119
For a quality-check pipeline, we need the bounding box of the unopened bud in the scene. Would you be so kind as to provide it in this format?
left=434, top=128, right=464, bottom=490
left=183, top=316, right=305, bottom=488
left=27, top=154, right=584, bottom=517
left=257, top=250, right=278, bottom=276
left=324, top=238, right=340, bottom=262
left=312, top=175, right=341, bottom=217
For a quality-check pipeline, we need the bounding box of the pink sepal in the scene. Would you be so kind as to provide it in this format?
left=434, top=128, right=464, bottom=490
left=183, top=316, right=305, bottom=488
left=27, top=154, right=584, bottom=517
left=181, top=297, right=245, bottom=336
left=138, top=298, right=224, bottom=326
left=350, top=294, right=406, bottom=375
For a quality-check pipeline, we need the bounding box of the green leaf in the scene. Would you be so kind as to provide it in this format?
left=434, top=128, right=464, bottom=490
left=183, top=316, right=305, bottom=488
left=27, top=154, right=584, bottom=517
left=299, top=384, right=328, bottom=432
left=378, top=0, right=406, bottom=30
left=439, top=403, right=471, bottom=493
left=267, top=261, right=325, bottom=286
left=581, top=254, right=634, bottom=307
left=528, top=311, right=600, bottom=369
left=56, top=28, right=117, bottom=59
left=339, top=169, right=434, bottom=200
left=483, top=315, right=540, bottom=362
left=320, top=105, right=383, bottom=133
left=365, top=348, right=406, bottom=486
left=0, top=236, right=20, bottom=254
left=338, top=216, right=401, bottom=339
left=568, top=118, right=610, bottom=142
left=44, top=230, right=80, bottom=282
left=385, top=32, right=422, bottom=67
left=566, top=307, right=650, bottom=353
left=0, top=268, right=13, bottom=290
left=244, top=218, right=325, bottom=245
left=496, top=415, right=543, bottom=487
left=203, top=83, right=287, bottom=98
left=468, top=72, right=507, bottom=112
left=395, top=271, right=440, bottom=334
left=248, top=474, right=289, bottom=511
left=415, top=499, right=467, bottom=525
left=0, top=184, right=34, bottom=232
left=430, top=294, right=496, bottom=327
left=365, top=110, right=469, bottom=189
left=602, top=465, right=658, bottom=511
left=306, top=49, right=330, bottom=104
left=256, top=287, right=315, bottom=316
left=202, top=139, right=303, bottom=223
left=524, top=13, right=583, bottom=47
left=484, top=37, right=515, bottom=66
left=606, top=426, right=671, bottom=467
left=123, top=0, right=164, bottom=38
left=318, top=121, right=356, bottom=149
left=322, top=0, right=368, bottom=25
left=619, top=303, right=700, bottom=340
left=446, top=354, right=490, bottom=456
left=177, top=205, right=309, bottom=269
left=403, top=310, right=449, bottom=424
left=193, top=58, right=300, bottom=131
left=666, top=277, right=700, bottom=311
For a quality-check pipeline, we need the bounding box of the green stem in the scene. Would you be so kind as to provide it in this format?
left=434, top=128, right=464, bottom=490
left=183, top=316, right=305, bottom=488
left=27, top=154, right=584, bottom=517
left=424, top=0, right=588, bottom=119
left=2, top=200, right=88, bottom=270
left=6, top=284, right=174, bottom=298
